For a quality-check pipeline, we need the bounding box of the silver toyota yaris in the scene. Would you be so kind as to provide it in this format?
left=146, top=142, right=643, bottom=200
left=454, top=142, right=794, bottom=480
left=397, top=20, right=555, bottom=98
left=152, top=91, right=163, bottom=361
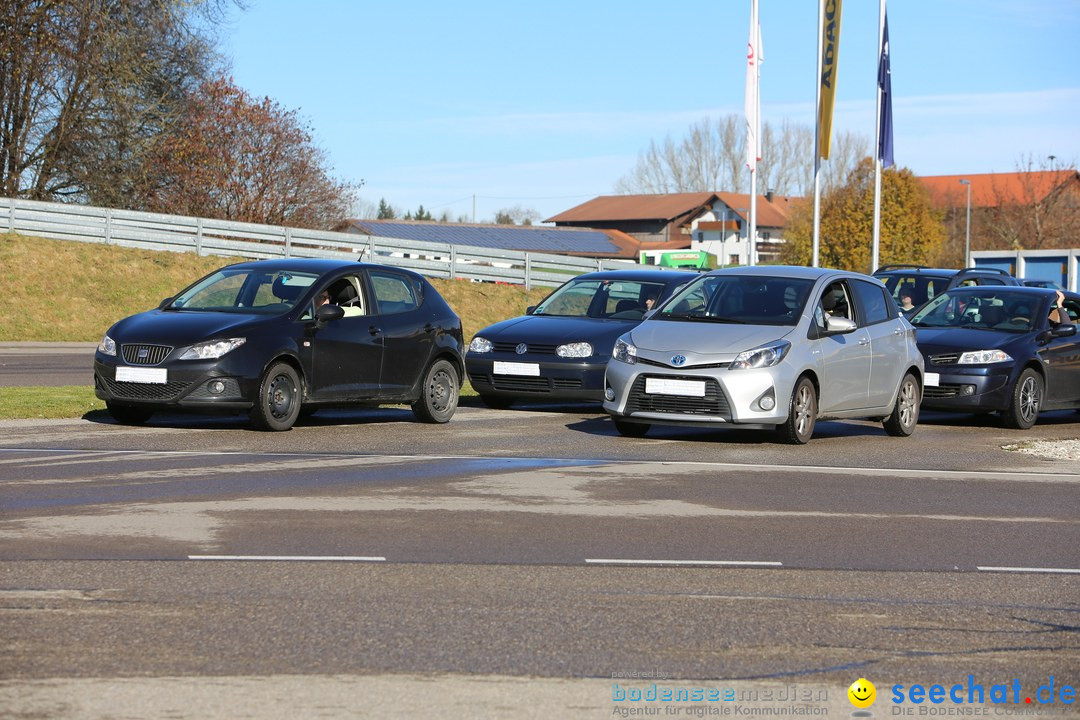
left=603, top=266, right=924, bottom=444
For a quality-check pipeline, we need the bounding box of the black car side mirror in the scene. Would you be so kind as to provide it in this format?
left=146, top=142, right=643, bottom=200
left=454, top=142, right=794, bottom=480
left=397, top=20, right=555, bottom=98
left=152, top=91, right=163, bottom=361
left=315, top=304, right=345, bottom=326
left=1051, top=322, right=1077, bottom=338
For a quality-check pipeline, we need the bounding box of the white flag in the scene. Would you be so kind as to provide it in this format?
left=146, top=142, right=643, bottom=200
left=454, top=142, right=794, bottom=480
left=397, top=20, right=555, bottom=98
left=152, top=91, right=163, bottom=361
left=744, top=0, right=763, bottom=171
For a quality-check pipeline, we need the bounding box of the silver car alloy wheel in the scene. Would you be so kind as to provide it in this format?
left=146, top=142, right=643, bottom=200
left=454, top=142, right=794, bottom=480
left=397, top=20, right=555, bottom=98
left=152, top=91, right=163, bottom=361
left=1018, top=374, right=1041, bottom=425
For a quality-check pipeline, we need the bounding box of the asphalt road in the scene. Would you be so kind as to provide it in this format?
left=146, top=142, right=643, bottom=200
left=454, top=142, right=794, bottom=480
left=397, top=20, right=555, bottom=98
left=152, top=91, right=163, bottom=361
left=0, top=342, right=96, bottom=386
left=1, top=349, right=1079, bottom=719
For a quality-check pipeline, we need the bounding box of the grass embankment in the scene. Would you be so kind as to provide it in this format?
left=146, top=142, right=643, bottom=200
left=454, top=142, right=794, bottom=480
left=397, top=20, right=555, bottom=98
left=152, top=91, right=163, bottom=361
left=0, top=233, right=551, bottom=419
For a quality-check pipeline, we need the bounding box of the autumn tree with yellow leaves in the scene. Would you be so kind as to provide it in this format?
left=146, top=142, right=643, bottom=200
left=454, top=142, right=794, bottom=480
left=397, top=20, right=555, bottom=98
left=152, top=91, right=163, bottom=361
left=781, top=158, right=947, bottom=273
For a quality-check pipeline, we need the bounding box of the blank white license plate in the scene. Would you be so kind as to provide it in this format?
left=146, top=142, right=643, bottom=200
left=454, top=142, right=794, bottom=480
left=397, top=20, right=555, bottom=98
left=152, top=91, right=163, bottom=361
left=493, top=361, right=540, bottom=377
left=116, top=366, right=168, bottom=384
left=645, top=377, right=706, bottom=397
left=924, top=372, right=940, bottom=387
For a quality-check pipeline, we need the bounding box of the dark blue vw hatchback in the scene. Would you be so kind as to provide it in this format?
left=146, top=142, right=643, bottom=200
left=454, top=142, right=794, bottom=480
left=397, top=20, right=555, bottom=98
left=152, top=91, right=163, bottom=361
left=94, top=258, right=465, bottom=430
left=911, top=286, right=1080, bottom=428
left=465, top=269, right=695, bottom=406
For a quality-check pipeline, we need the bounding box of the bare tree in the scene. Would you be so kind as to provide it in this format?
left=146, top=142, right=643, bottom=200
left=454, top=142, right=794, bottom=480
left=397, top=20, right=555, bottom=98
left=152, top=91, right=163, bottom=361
left=983, top=155, right=1080, bottom=251
left=0, top=0, right=234, bottom=203
left=614, top=115, right=867, bottom=198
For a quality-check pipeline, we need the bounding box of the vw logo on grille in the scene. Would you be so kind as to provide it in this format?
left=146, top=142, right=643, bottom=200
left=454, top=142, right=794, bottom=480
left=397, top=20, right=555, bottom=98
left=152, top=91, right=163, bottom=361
left=515, top=343, right=528, bottom=355
left=670, top=354, right=686, bottom=366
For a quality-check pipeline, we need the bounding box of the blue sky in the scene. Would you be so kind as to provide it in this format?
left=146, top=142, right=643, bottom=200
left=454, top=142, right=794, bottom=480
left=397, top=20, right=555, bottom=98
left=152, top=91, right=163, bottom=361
left=222, top=0, right=1080, bottom=223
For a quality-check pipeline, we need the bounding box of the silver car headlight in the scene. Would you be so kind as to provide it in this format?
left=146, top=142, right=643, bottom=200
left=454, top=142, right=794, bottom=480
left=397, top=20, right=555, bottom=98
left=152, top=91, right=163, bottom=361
left=469, top=336, right=493, bottom=353
left=178, top=337, right=246, bottom=360
left=98, top=334, right=117, bottom=356
left=612, top=338, right=638, bottom=364
left=557, top=342, right=593, bottom=358
left=730, top=340, right=791, bottom=370
left=957, top=350, right=1012, bottom=365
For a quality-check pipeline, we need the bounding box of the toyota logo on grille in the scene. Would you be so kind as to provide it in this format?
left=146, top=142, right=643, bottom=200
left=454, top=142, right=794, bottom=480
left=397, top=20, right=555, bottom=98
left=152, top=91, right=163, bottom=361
left=515, top=343, right=528, bottom=355
left=671, top=355, right=686, bottom=366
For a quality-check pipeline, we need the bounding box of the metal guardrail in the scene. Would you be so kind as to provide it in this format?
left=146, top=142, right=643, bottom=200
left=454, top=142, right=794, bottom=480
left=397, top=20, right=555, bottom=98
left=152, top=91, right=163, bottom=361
left=0, top=197, right=640, bottom=289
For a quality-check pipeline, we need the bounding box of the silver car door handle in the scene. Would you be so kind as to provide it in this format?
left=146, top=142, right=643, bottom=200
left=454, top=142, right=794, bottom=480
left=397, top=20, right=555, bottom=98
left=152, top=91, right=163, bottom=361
left=858, top=338, right=870, bottom=346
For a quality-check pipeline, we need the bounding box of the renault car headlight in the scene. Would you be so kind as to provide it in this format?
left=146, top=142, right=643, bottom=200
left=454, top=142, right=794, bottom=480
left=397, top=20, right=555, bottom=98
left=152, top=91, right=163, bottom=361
left=179, top=337, right=246, bottom=360
left=557, top=342, right=593, bottom=358
left=98, top=334, right=117, bottom=356
left=958, top=350, right=1012, bottom=365
left=730, top=340, right=791, bottom=370
left=469, top=336, right=493, bottom=353
left=612, top=338, right=638, bottom=364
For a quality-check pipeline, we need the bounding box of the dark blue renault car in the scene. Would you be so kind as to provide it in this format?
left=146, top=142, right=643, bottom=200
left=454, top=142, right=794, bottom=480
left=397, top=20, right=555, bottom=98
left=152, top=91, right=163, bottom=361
left=94, top=258, right=465, bottom=430
left=465, top=269, right=695, bottom=407
left=910, top=286, right=1080, bottom=428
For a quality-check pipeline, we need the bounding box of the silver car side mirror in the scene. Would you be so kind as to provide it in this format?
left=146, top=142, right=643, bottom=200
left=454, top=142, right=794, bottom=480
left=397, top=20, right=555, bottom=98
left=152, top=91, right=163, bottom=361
left=825, top=316, right=858, bottom=334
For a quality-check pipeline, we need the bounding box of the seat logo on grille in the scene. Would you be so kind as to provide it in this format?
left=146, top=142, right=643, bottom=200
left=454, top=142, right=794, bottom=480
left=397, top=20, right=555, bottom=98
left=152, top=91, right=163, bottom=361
left=137, top=348, right=149, bottom=359
left=515, top=343, right=528, bottom=355
left=671, top=355, right=686, bottom=366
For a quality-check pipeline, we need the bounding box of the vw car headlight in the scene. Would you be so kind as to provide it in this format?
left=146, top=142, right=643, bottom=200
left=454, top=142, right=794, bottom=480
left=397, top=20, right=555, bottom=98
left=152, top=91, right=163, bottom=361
left=556, top=342, right=593, bottom=358
left=612, top=338, right=638, bottom=364
left=958, top=350, right=1012, bottom=365
left=469, top=336, right=493, bottom=353
left=98, top=334, right=116, bottom=356
left=730, top=340, right=791, bottom=370
left=179, top=337, right=246, bottom=360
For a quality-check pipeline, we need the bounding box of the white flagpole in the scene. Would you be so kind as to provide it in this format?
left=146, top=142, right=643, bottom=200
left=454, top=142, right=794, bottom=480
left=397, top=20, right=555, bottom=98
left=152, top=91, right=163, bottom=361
left=871, top=0, right=886, bottom=273
left=812, top=0, right=824, bottom=268
left=747, top=0, right=760, bottom=266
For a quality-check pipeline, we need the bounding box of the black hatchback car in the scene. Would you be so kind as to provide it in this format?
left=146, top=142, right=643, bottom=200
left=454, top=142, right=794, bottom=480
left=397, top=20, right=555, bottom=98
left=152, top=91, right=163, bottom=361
left=94, top=258, right=465, bottom=430
left=465, top=269, right=696, bottom=406
left=910, top=286, right=1080, bottom=428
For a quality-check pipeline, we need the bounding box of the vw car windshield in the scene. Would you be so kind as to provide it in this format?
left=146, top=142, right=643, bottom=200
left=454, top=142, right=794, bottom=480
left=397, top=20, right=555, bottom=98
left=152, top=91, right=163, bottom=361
left=169, top=269, right=318, bottom=313
left=658, top=274, right=813, bottom=325
left=532, top=279, right=667, bottom=318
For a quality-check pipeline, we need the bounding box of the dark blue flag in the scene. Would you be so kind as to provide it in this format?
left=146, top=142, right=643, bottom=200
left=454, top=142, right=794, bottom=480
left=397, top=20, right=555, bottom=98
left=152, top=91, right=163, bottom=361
left=878, top=12, right=894, bottom=168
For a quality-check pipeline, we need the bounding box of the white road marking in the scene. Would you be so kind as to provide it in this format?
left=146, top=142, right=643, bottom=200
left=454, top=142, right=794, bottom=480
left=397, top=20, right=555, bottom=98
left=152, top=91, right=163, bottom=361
left=585, top=559, right=782, bottom=567
left=976, top=566, right=1080, bottom=574
left=188, top=555, right=386, bottom=562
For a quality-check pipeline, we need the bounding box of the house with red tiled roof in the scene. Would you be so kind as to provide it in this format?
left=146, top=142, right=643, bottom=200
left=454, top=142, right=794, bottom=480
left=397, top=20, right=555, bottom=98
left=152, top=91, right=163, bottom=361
left=919, top=170, right=1080, bottom=210
left=545, top=191, right=801, bottom=266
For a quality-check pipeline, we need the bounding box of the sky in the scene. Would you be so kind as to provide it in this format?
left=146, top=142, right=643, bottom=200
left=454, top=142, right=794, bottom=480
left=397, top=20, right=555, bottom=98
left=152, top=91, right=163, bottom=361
left=222, top=0, right=1080, bottom=224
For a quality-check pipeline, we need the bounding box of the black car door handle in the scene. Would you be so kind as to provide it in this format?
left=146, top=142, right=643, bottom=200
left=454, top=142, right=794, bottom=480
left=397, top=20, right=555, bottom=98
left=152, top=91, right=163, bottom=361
left=368, top=325, right=382, bottom=336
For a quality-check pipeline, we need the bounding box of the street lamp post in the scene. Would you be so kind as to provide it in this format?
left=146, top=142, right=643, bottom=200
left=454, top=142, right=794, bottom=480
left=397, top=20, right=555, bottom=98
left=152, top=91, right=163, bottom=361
left=959, top=179, right=971, bottom=267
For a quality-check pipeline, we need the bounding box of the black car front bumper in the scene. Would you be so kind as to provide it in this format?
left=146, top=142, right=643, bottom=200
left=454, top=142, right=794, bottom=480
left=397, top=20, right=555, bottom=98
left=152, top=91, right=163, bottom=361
left=920, top=363, right=1015, bottom=412
left=94, top=354, right=258, bottom=410
left=465, top=354, right=608, bottom=401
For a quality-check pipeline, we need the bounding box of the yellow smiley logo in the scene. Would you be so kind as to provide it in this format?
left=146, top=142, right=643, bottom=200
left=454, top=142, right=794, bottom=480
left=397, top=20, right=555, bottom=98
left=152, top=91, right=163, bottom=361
left=848, top=678, right=876, bottom=709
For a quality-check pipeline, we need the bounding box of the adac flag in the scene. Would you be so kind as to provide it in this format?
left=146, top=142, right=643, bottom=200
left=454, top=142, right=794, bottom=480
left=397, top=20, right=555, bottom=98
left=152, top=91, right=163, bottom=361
left=878, top=11, right=894, bottom=168
left=818, top=0, right=842, bottom=160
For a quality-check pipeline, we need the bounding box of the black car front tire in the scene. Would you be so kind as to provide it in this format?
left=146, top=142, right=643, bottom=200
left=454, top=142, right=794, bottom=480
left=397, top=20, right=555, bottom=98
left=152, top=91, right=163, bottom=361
left=412, top=359, right=459, bottom=423
left=250, top=361, right=302, bottom=431
left=1002, top=368, right=1043, bottom=430
left=106, top=402, right=154, bottom=425
left=883, top=373, right=920, bottom=437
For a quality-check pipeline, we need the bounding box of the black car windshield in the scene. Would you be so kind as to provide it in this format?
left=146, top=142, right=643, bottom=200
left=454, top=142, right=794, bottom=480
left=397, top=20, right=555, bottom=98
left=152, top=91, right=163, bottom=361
left=168, top=269, right=319, bottom=313
left=909, top=290, right=1036, bottom=332
left=658, top=275, right=813, bottom=326
left=531, top=279, right=667, bottom=319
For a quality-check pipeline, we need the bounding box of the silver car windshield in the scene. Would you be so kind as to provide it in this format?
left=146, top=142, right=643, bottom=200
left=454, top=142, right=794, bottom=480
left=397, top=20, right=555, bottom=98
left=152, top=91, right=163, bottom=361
left=532, top=279, right=667, bottom=319
left=658, top=275, right=813, bottom=326
left=168, top=269, right=319, bottom=313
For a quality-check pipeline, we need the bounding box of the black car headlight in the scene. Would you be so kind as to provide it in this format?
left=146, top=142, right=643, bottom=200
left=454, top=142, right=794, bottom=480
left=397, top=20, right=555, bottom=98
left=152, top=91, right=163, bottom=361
left=178, top=337, right=246, bottom=360
left=469, top=336, right=493, bottom=353
left=556, top=342, right=593, bottom=358
left=98, top=334, right=116, bottom=356
left=957, top=350, right=1012, bottom=365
